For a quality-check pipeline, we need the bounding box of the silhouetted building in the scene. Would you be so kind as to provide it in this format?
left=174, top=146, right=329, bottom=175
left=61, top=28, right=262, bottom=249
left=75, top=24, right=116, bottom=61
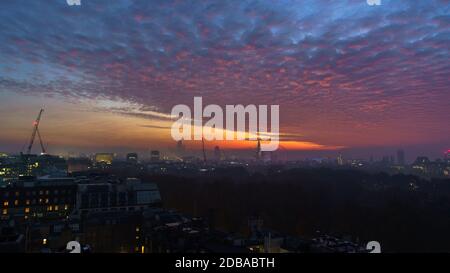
left=261, top=151, right=272, bottom=163
left=248, top=216, right=263, bottom=238
left=94, top=153, right=114, bottom=165
left=126, top=153, right=138, bottom=163
left=0, top=177, right=76, bottom=222
left=5, top=154, right=68, bottom=178
left=414, top=156, right=430, bottom=165
left=67, top=158, right=92, bottom=173
left=382, top=156, right=390, bottom=165
left=214, top=146, right=221, bottom=162
left=397, top=149, right=405, bottom=165
left=81, top=210, right=143, bottom=253
left=76, top=178, right=161, bottom=215
left=0, top=225, right=25, bottom=253
left=337, top=154, right=344, bottom=166
left=176, top=140, right=185, bottom=157
left=150, top=151, right=160, bottom=162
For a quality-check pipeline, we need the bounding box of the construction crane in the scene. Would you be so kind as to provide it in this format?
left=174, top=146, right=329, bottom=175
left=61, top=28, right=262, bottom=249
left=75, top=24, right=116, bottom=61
left=26, top=109, right=46, bottom=155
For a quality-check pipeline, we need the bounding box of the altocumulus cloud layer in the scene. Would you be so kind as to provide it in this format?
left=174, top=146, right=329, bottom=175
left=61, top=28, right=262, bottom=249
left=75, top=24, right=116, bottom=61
left=0, top=0, right=449, bottom=149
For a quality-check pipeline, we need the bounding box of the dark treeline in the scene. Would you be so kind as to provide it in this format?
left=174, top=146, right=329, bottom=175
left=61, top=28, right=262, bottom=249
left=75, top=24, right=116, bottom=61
left=131, top=167, right=449, bottom=252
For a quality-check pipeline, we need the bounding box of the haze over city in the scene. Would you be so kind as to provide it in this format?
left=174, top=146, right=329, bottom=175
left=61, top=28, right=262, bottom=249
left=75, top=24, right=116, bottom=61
left=2, top=0, right=450, bottom=259
left=0, top=0, right=448, bottom=161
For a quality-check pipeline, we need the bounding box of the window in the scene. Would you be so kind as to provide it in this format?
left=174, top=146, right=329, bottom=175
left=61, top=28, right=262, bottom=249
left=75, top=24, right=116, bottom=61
left=14, top=200, right=19, bottom=206
left=48, top=206, right=53, bottom=211
left=2, top=209, right=7, bottom=215
left=25, top=208, right=30, bottom=213
left=26, top=200, right=30, bottom=205
left=55, top=205, right=59, bottom=211
left=2, top=201, right=8, bottom=207
left=45, top=198, right=49, bottom=204
left=64, top=204, right=69, bottom=210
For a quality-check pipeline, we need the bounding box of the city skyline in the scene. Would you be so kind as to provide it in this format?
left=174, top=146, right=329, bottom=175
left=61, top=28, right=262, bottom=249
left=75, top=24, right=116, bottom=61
left=0, top=1, right=449, bottom=160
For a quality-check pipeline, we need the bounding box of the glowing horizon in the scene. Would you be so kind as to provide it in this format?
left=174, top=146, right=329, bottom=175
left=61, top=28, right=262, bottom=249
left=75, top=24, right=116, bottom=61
left=0, top=1, right=448, bottom=159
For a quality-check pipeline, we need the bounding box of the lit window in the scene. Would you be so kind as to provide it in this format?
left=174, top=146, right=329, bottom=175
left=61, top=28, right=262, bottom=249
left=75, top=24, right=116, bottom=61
left=14, top=200, right=19, bottom=206
left=42, top=239, right=47, bottom=245
left=39, top=198, right=43, bottom=204
left=45, top=198, right=49, bottom=204
left=54, top=205, right=59, bottom=211
left=26, top=200, right=30, bottom=205
left=25, top=208, right=30, bottom=213
left=2, top=201, right=8, bottom=207
left=136, top=227, right=140, bottom=232
left=2, top=209, right=7, bottom=215
left=64, top=204, right=69, bottom=210
left=48, top=206, right=53, bottom=211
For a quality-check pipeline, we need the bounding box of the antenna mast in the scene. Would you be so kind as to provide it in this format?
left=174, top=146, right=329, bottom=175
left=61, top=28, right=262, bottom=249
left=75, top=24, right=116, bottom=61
left=202, top=137, right=207, bottom=163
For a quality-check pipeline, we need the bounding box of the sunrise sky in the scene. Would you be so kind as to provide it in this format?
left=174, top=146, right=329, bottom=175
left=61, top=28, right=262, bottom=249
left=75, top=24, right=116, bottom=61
left=0, top=0, right=448, bottom=160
